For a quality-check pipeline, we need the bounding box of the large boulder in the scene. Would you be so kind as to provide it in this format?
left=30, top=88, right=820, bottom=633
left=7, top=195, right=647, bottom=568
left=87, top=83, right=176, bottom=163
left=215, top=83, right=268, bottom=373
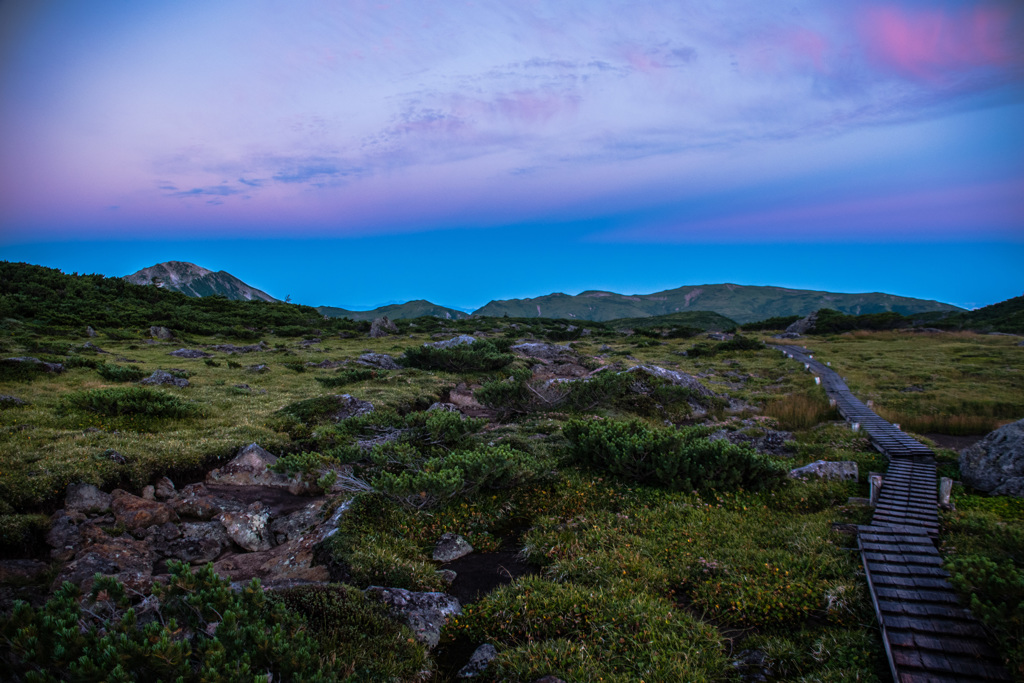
left=511, top=343, right=574, bottom=361
left=111, top=490, right=177, bottom=531
left=961, top=419, right=1024, bottom=497
left=64, top=483, right=112, bottom=514
left=356, top=353, right=402, bottom=370
left=364, top=586, right=461, bottom=649
left=219, top=502, right=274, bottom=552
left=205, top=443, right=292, bottom=488
left=623, top=364, right=717, bottom=398
left=433, top=533, right=473, bottom=562
left=149, top=326, right=174, bottom=340
left=785, top=312, right=818, bottom=335
left=170, top=348, right=211, bottom=359
left=788, top=460, right=858, bottom=481
left=154, top=521, right=231, bottom=564
left=369, top=316, right=399, bottom=338
left=139, top=370, right=189, bottom=387
left=428, top=335, right=476, bottom=349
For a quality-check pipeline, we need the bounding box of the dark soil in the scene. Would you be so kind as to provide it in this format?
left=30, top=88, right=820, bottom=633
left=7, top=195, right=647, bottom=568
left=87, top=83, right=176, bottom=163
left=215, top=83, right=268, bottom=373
left=204, top=484, right=324, bottom=515
left=442, top=545, right=537, bottom=606
left=922, top=433, right=984, bottom=453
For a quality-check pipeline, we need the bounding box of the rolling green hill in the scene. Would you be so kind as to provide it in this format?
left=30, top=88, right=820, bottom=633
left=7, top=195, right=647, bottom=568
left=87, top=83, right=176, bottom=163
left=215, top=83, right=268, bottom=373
left=606, top=311, right=738, bottom=332
left=936, top=295, right=1024, bottom=334
left=472, top=284, right=962, bottom=324
left=318, top=299, right=470, bottom=321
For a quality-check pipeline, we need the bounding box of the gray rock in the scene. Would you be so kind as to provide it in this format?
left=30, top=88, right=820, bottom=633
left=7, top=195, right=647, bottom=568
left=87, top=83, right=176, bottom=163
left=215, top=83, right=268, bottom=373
left=209, top=342, right=268, bottom=354
left=305, top=359, right=343, bottom=369
left=85, top=326, right=98, bottom=338
left=357, top=353, right=402, bottom=370
left=324, top=394, right=375, bottom=422
left=139, top=370, right=189, bottom=387
left=52, top=535, right=154, bottom=595
left=171, top=483, right=242, bottom=520
left=427, top=402, right=461, bottom=413
left=531, top=677, right=567, bottom=683
left=149, top=325, right=173, bottom=340
left=246, top=364, right=269, bottom=373
left=773, top=332, right=801, bottom=339
left=219, top=501, right=274, bottom=552
left=788, top=460, right=858, bottom=481
left=785, top=312, right=818, bottom=335
left=170, top=348, right=212, bottom=358
left=157, top=521, right=231, bottom=564
left=64, top=483, right=112, bottom=514
left=82, top=341, right=108, bottom=353
left=623, top=365, right=716, bottom=397
left=154, top=476, right=175, bottom=500
left=46, top=510, right=83, bottom=556
left=370, top=316, right=399, bottom=338
left=433, top=533, right=473, bottom=562
left=961, top=419, right=1024, bottom=497
left=141, top=485, right=156, bottom=501
left=0, top=395, right=27, bottom=408
left=365, top=586, right=461, bottom=649
left=101, top=449, right=126, bottom=464
left=206, top=443, right=292, bottom=488
left=436, top=569, right=457, bottom=585
left=3, top=357, right=64, bottom=373
left=270, top=501, right=326, bottom=545
left=510, top=343, right=574, bottom=361
left=428, top=335, right=476, bottom=349
left=709, top=429, right=795, bottom=457
left=458, top=643, right=498, bottom=679
left=732, top=649, right=772, bottom=683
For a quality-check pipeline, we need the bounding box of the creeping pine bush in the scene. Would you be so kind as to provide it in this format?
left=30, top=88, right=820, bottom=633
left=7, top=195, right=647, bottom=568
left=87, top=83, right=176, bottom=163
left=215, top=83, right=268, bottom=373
left=946, top=555, right=1024, bottom=671
left=61, top=386, right=200, bottom=418
left=401, top=338, right=514, bottom=373
left=563, top=418, right=787, bottom=492
left=315, top=368, right=389, bottom=388
left=95, top=363, right=147, bottom=382
left=0, top=562, right=337, bottom=682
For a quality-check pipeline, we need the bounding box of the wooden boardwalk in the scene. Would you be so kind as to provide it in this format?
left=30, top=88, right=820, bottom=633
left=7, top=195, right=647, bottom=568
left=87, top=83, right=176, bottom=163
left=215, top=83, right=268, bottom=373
left=773, top=345, right=1011, bottom=683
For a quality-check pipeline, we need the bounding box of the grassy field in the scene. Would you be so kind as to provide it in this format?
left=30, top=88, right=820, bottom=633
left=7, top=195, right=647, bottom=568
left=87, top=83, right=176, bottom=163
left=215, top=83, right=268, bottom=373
left=1, top=322, right=1022, bottom=681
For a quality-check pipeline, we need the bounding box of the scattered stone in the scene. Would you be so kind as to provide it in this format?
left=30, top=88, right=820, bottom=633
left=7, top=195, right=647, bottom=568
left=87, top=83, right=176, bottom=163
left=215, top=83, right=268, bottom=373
left=788, top=460, right=858, bottom=481
left=364, top=586, right=461, bottom=649
left=599, top=344, right=613, bottom=352
left=141, top=485, right=156, bottom=501
left=960, top=419, right=1024, bottom=497
left=732, top=649, right=772, bottom=683
left=82, top=341, right=108, bottom=353
left=531, top=677, right=567, bottom=683
left=85, top=326, right=98, bottom=337
left=511, top=342, right=574, bottom=361
left=154, top=476, right=175, bottom=500
left=773, top=332, right=801, bottom=339
left=433, top=533, right=473, bottom=562
left=299, top=338, right=322, bottom=347
left=436, top=569, right=457, bottom=585
left=323, top=394, right=375, bottom=422
left=3, top=357, right=64, bottom=373
left=458, top=644, right=498, bottom=679
left=370, top=316, right=399, bottom=338
left=706, top=332, right=733, bottom=341
left=900, top=385, right=925, bottom=393
left=233, top=383, right=251, bottom=391
left=785, top=312, right=818, bottom=335
left=101, top=449, right=127, bottom=465
left=428, top=335, right=476, bottom=349
left=305, top=359, right=343, bottom=369
left=111, top=489, right=177, bottom=531
left=209, top=342, right=268, bottom=354
left=64, top=483, right=112, bottom=514
left=246, top=364, right=270, bottom=373
left=427, top=402, right=461, bottom=413
left=0, top=395, right=27, bottom=408
left=170, top=348, right=212, bottom=358
left=709, top=428, right=795, bottom=457
left=139, top=370, right=189, bottom=387
left=356, top=353, right=402, bottom=370
left=149, top=325, right=173, bottom=340
left=219, top=501, right=274, bottom=552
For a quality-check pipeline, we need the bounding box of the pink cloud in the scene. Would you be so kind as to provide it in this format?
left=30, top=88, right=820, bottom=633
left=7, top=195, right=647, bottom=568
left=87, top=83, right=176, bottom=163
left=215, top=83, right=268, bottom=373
left=859, top=4, right=1018, bottom=82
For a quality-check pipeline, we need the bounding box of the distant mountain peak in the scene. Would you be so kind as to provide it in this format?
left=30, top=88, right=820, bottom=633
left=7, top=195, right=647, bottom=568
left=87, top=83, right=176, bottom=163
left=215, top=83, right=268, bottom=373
left=123, top=261, right=278, bottom=302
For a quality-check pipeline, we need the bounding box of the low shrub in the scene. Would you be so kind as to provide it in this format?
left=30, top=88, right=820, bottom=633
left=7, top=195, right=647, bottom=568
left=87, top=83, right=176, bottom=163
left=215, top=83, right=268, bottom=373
left=315, top=368, right=388, bottom=388
left=282, top=361, right=306, bottom=373
left=401, top=338, right=514, bottom=373
left=61, top=386, right=200, bottom=419
left=686, top=334, right=764, bottom=357
left=946, top=555, right=1024, bottom=674
left=563, top=418, right=787, bottom=492
left=95, top=363, right=148, bottom=382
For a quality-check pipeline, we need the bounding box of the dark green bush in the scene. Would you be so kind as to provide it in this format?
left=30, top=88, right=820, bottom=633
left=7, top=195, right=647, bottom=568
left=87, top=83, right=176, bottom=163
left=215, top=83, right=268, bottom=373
left=282, top=361, right=306, bottom=373
left=0, top=358, right=52, bottom=382
left=563, top=418, right=787, bottom=492
left=315, top=368, right=388, bottom=388
left=61, top=387, right=200, bottom=418
left=401, top=338, right=514, bottom=373
left=95, top=363, right=148, bottom=382
left=742, top=315, right=802, bottom=331
left=946, top=554, right=1023, bottom=672
left=0, top=562, right=337, bottom=682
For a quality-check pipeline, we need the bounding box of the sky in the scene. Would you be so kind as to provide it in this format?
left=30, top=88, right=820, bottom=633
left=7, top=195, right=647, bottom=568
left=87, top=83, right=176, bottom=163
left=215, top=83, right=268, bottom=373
left=1, top=0, right=1022, bottom=311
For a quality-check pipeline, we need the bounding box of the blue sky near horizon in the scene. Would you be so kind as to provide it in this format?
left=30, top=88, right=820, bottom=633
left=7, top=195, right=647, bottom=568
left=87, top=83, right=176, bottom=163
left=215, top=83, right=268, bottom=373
left=1, top=0, right=1022, bottom=311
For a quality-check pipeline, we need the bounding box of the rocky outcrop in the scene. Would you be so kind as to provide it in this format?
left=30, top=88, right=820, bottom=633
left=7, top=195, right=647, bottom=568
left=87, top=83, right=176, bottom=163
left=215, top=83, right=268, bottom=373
left=170, top=348, right=212, bottom=358
left=428, top=335, right=476, bottom=349
left=149, top=326, right=174, bottom=340
left=623, top=364, right=716, bottom=397
left=357, top=353, right=402, bottom=370
left=153, top=521, right=231, bottom=564
left=785, top=312, right=818, bottom=335
left=960, top=419, right=1024, bottom=497
left=219, top=502, right=274, bottom=552
left=433, top=533, right=473, bottom=562
left=139, top=370, right=189, bottom=387
left=171, top=483, right=242, bottom=520
left=52, top=533, right=154, bottom=595
left=511, top=343, right=575, bottom=361
left=788, top=460, right=858, bottom=481
left=209, top=342, right=268, bottom=354
left=365, top=586, right=461, bottom=649
left=111, top=490, right=177, bottom=531
left=64, top=483, right=112, bottom=514
left=206, top=444, right=292, bottom=488
left=370, top=316, right=399, bottom=338
left=323, top=394, right=375, bottom=422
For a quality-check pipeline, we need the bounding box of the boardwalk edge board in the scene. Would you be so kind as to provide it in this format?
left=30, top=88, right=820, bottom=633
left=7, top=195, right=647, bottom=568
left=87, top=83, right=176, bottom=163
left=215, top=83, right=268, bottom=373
left=772, top=345, right=1011, bottom=683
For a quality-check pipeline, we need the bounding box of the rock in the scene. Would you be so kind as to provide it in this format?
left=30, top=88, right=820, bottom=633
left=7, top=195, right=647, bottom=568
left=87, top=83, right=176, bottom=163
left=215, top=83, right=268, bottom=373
left=155, top=521, right=231, bottom=564
left=773, top=332, right=801, bottom=339
left=85, top=326, right=98, bottom=337
left=324, top=394, right=375, bottom=422
left=209, top=342, right=268, bottom=354
left=788, top=460, right=858, bottom=481
left=623, top=365, right=717, bottom=397
left=46, top=510, right=83, bottom=559
left=433, top=533, right=473, bottom=562
left=82, top=341, right=108, bottom=353
left=246, top=364, right=270, bottom=373
left=299, top=338, right=322, bottom=347
left=171, top=483, right=241, bottom=520
left=436, top=569, right=457, bottom=585
left=270, top=501, right=326, bottom=545
left=219, top=501, right=274, bottom=552
left=960, top=419, right=1024, bottom=497
left=154, top=476, right=175, bottom=500
left=427, top=402, right=461, bottom=413
left=3, top=357, right=64, bottom=373
left=0, top=559, right=50, bottom=584
left=206, top=443, right=291, bottom=488
left=52, top=535, right=153, bottom=595
left=306, top=359, right=343, bottom=369
left=170, top=348, right=212, bottom=358
left=785, top=312, right=818, bottom=335
left=458, top=643, right=498, bottom=678
left=364, top=586, right=461, bottom=649
left=510, top=343, right=574, bottom=361
left=732, top=649, right=772, bottom=683
left=709, top=429, right=795, bottom=457
left=139, top=370, right=189, bottom=387
left=0, top=395, right=27, bottom=408
left=428, top=335, right=476, bottom=349
left=64, top=483, right=112, bottom=514
left=101, top=449, right=127, bottom=464
left=141, top=485, right=156, bottom=501
left=370, top=316, right=399, bottom=338
left=531, top=677, right=567, bottom=683
left=149, top=325, right=173, bottom=340
left=356, top=353, right=402, bottom=370
left=111, top=489, right=177, bottom=531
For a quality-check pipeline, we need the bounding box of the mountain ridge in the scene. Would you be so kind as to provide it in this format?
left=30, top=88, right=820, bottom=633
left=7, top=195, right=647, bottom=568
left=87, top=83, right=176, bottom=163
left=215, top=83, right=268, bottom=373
left=123, top=261, right=278, bottom=302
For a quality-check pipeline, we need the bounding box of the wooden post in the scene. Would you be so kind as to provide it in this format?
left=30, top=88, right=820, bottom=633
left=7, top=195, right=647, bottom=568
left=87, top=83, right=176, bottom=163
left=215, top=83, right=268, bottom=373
left=852, top=422, right=860, bottom=432
left=939, top=477, right=954, bottom=510
left=814, top=376, right=821, bottom=385
left=870, top=474, right=884, bottom=506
